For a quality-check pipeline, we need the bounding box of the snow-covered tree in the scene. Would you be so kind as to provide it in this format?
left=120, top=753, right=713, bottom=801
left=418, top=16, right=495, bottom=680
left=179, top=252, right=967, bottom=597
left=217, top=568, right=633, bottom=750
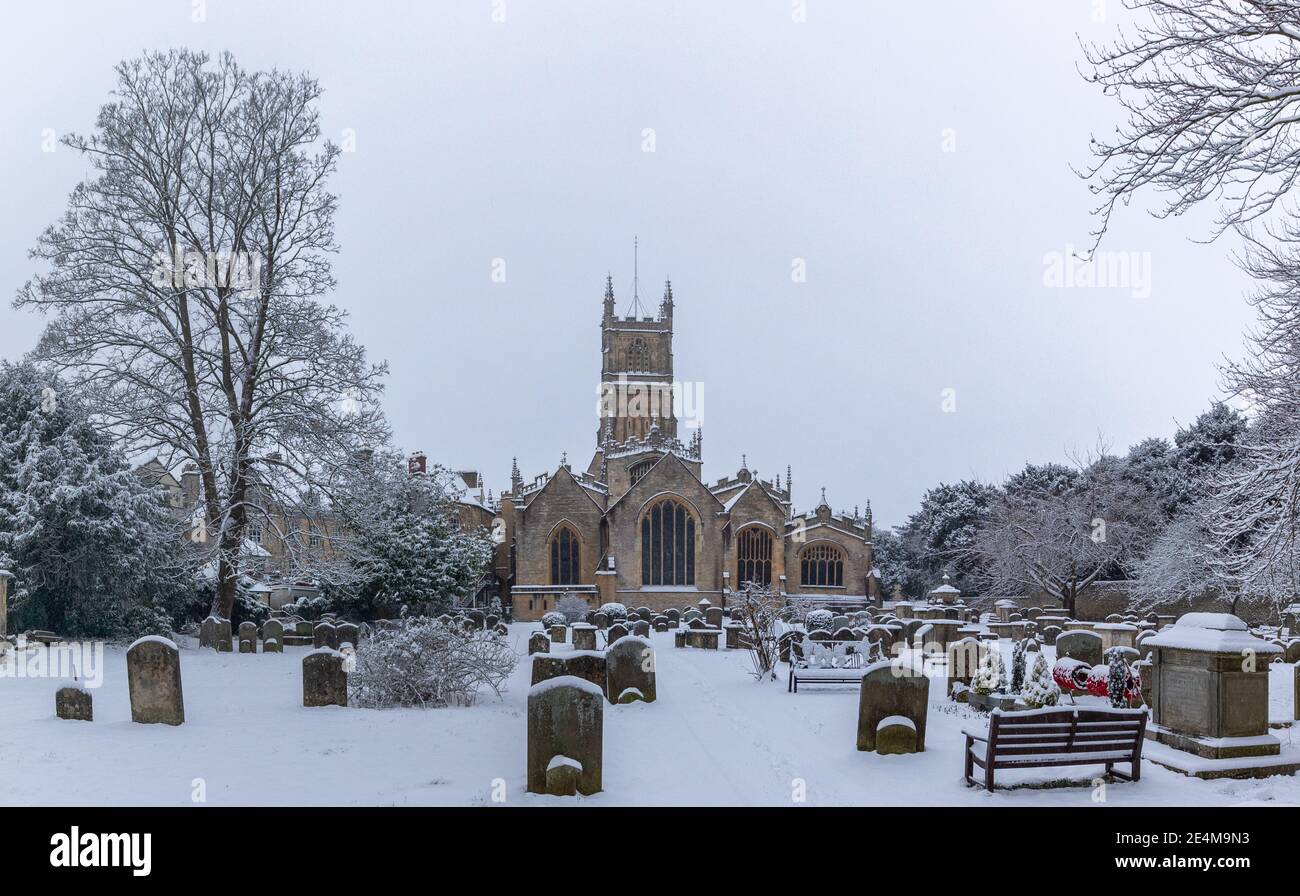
left=897, top=479, right=997, bottom=596
left=731, top=583, right=784, bottom=681
left=322, top=451, right=493, bottom=620
left=1011, top=639, right=1026, bottom=694
left=870, top=527, right=929, bottom=601
left=15, top=50, right=389, bottom=621
left=972, top=645, right=1005, bottom=695
left=1022, top=652, right=1060, bottom=709
left=0, top=362, right=192, bottom=637
left=1081, top=0, right=1300, bottom=247
left=1107, top=650, right=1130, bottom=709
left=975, top=454, right=1157, bottom=617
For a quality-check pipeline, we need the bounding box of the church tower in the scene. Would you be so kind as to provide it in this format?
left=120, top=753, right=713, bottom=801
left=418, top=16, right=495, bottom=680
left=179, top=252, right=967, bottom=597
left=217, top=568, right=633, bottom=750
left=597, top=243, right=677, bottom=447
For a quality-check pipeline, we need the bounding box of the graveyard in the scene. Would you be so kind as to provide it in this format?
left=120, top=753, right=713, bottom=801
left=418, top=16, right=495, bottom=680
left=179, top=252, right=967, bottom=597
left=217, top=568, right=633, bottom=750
left=4, top=608, right=1300, bottom=807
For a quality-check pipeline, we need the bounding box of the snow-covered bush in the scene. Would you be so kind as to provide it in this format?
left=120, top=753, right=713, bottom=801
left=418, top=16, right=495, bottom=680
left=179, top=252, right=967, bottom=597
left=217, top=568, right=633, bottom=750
left=556, top=594, right=590, bottom=624
left=349, top=617, right=517, bottom=708
left=972, top=645, right=1005, bottom=695
left=1022, top=652, right=1060, bottom=708
left=541, top=611, right=566, bottom=629
left=805, top=609, right=834, bottom=632
left=1011, top=639, right=1026, bottom=693
left=598, top=602, right=628, bottom=622
left=1107, top=651, right=1128, bottom=708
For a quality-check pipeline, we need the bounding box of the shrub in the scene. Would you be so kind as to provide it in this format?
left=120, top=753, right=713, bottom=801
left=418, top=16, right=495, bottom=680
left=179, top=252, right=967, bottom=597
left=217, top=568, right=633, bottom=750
left=598, top=602, right=628, bottom=622
left=349, top=617, right=518, bottom=708
left=541, top=611, right=566, bottom=628
left=1022, top=652, right=1060, bottom=708
left=556, top=594, right=590, bottom=623
left=805, top=609, right=834, bottom=632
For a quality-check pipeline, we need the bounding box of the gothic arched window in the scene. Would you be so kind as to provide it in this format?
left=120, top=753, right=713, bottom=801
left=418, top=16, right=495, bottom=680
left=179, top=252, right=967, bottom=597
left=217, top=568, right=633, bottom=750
left=800, top=543, right=844, bottom=587
left=550, top=525, right=581, bottom=585
left=627, top=338, right=649, bottom=372
left=641, top=498, right=695, bottom=586
left=736, top=526, right=773, bottom=587
left=629, top=459, right=654, bottom=485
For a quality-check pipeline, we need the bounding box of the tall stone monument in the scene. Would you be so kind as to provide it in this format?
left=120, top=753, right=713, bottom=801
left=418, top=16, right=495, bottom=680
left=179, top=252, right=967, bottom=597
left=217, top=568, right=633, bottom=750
left=1145, top=613, right=1293, bottom=777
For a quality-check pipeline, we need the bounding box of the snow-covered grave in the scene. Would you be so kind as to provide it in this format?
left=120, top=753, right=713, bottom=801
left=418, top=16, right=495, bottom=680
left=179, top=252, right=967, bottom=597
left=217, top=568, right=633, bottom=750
left=2, top=624, right=1300, bottom=805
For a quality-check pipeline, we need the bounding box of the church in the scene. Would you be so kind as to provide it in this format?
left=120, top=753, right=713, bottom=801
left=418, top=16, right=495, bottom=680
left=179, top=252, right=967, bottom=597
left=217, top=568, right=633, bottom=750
left=494, top=272, right=879, bottom=621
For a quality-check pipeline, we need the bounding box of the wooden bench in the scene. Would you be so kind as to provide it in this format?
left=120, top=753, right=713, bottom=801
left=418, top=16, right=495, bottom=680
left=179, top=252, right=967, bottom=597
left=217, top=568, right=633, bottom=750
left=963, top=707, right=1146, bottom=792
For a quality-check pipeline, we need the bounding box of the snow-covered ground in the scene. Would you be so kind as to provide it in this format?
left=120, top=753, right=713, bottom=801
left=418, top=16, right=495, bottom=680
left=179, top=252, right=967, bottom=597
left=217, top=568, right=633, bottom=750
left=2, top=625, right=1299, bottom=806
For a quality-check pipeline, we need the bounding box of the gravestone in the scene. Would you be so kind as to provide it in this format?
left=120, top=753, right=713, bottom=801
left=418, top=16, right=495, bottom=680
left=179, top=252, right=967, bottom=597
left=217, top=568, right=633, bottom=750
left=593, top=612, right=609, bottom=629
left=313, top=622, right=338, bottom=650
left=1056, top=630, right=1104, bottom=667
left=532, top=651, right=608, bottom=696
left=529, top=631, right=551, bottom=655
left=549, top=624, right=567, bottom=644
left=527, top=677, right=603, bottom=796
left=262, top=619, right=284, bottom=653
left=632, top=620, right=651, bottom=638
left=665, top=609, right=681, bottom=624
left=875, top=716, right=918, bottom=755
left=685, top=629, right=720, bottom=649
left=238, top=621, right=258, bottom=654
left=200, top=615, right=232, bottom=652
left=302, top=648, right=348, bottom=707
left=1145, top=613, right=1282, bottom=761
left=55, top=686, right=93, bottom=721
left=856, top=660, right=927, bottom=753
left=1094, top=622, right=1138, bottom=652
left=336, top=623, right=360, bottom=649
left=606, top=623, right=629, bottom=646
left=653, top=616, right=669, bottom=632
left=572, top=624, right=597, bottom=651
left=606, top=636, right=656, bottom=704
left=674, top=631, right=686, bottom=648
left=127, top=636, right=185, bottom=725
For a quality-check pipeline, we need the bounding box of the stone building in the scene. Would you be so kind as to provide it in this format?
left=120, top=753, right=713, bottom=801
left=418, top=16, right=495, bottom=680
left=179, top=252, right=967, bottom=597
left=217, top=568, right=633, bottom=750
left=499, top=275, right=879, bottom=621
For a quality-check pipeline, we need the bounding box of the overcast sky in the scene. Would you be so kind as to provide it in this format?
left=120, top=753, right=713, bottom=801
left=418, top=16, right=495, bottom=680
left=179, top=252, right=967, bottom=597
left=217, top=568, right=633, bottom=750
left=0, top=0, right=1257, bottom=528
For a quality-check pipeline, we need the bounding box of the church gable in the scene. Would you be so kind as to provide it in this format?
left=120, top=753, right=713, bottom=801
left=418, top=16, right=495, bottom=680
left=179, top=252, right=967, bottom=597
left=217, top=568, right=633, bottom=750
left=607, top=451, right=720, bottom=521
left=726, top=480, right=786, bottom=532
left=515, top=466, right=604, bottom=589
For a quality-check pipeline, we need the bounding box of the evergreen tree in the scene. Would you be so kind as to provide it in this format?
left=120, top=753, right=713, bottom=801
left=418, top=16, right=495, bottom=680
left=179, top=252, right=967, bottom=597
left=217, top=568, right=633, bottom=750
left=1022, top=652, right=1060, bottom=708
left=0, top=362, right=191, bottom=637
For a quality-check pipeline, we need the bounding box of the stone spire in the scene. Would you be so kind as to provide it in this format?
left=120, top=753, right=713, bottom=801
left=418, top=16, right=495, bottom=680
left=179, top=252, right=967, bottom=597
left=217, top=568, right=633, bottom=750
left=511, top=457, right=522, bottom=493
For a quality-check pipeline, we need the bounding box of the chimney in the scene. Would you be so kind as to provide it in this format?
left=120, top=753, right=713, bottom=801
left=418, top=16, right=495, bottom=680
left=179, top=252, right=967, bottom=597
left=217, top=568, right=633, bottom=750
left=408, top=451, right=427, bottom=476
left=181, top=462, right=200, bottom=507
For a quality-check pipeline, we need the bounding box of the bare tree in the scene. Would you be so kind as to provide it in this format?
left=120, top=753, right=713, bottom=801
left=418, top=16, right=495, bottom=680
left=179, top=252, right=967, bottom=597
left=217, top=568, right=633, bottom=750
left=1081, top=0, right=1300, bottom=248
left=730, top=582, right=784, bottom=681
left=16, top=50, right=388, bottom=618
left=975, top=455, right=1154, bottom=617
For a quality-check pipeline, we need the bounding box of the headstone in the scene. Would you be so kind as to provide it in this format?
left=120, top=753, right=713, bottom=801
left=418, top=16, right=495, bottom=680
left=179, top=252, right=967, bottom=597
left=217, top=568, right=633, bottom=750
left=529, top=631, right=551, bottom=655
left=527, top=677, right=603, bottom=796
left=632, top=619, right=651, bottom=638
left=857, top=660, right=927, bottom=753
left=593, top=612, right=609, bottom=629
left=665, top=609, right=681, bottom=624
left=875, top=716, right=918, bottom=755
left=336, top=623, right=360, bottom=649
left=606, top=636, right=657, bottom=704
left=262, top=619, right=285, bottom=651
left=55, top=686, right=92, bottom=721
left=238, top=621, right=258, bottom=653
left=1093, top=622, right=1138, bottom=652
left=572, top=624, right=597, bottom=651
left=313, top=622, right=338, bottom=650
left=1056, top=630, right=1104, bottom=667
left=653, top=616, right=669, bottom=632
left=127, top=636, right=185, bottom=725
left=685, top=629, right=720, bottom=650
left=532, top=651, right=607, bottom=696
left=302, top=648, right=348, bottom=707
left=200, top=615, right=232, bottom=652
left=549, top=624, right=567, bottom=644
left=606, top=623, right=629, bottom=646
